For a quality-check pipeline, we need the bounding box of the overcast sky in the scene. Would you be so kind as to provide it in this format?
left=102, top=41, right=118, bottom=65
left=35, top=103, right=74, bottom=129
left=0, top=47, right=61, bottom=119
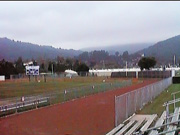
left=0, top=1, right=180, bottom=50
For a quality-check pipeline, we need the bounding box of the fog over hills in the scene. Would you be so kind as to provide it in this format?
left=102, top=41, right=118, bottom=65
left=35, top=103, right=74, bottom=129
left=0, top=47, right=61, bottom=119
left=81, top=43, right=153, bottom=55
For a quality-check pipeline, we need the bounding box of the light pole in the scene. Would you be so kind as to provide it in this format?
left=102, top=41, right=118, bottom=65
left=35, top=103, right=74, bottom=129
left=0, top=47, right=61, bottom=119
left=174, top=55, right=176, bottom=67
left=51, top=63, right=53, bottom=75
left=126, top=61, right=127, bottom=77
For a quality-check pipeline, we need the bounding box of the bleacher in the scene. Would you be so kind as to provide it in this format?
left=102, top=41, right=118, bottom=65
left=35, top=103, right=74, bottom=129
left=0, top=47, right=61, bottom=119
left=0, top=97, right=49, bottom=112
left=106, top=96, right=180, bottom=135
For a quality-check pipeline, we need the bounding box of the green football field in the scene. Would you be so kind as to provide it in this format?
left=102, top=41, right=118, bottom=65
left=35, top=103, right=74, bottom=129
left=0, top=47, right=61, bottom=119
left=0, top=76, right=134, bottom=99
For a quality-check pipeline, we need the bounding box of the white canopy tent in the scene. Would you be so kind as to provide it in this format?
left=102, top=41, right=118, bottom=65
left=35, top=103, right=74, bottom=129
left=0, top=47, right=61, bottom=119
left=65, top=70, right=78, bottom=77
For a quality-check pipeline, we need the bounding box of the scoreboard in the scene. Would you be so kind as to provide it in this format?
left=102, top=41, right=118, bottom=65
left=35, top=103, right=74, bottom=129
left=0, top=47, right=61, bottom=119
left=26, top=66, right=39, bottom=76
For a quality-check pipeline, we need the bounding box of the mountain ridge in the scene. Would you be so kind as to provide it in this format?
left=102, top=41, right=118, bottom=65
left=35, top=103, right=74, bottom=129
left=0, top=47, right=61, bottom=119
left=0, top=37, right=82, bottom=61
left=1, top=34, right=180, bottom=66
left=136, top=35, right=180, bottom=65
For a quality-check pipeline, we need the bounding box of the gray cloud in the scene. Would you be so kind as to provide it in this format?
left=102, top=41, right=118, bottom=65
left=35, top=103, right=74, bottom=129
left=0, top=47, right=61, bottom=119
left=0, top=1, right=180, bottom=49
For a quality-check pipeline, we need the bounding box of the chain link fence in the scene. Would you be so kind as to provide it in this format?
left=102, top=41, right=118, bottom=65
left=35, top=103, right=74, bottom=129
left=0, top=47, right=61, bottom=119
left=0, top=79, right=132, bottom=117
left=115, top=77, right=172, bottom=126
left=111, top=70, right=172, bottom=78
left=9, top=72, right=93, bottom=81
left=52, top=80, right=132, bottom=103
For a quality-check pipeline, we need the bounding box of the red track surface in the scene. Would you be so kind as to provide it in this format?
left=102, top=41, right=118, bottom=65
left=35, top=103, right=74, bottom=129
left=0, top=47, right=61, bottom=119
left=0, top=79, right=158, bottom=135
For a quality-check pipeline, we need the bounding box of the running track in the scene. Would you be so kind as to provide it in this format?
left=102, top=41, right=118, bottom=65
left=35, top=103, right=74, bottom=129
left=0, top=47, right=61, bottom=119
left=0, top=79, right=158, bottom=135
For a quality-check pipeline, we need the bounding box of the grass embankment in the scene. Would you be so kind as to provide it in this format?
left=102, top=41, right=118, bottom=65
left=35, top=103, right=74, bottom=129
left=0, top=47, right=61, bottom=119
left=138, top=83, right=180, bottom=116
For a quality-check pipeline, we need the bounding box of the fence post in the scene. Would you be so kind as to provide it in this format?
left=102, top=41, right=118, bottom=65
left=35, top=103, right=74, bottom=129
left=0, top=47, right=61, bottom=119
left=16, top=98, right=17, bottom=113
left=173, top=94, right=176, bottom=111
left=74, top=89, right=77, bottom=99
left=165, top=102, right=169, bottom=129
left=35, top=97, right=37, bottom=109
left=126, top=94, right=128, bottom=119
left=64, top=90, right=66, bottom=102
left=49, top=93, right=52, bottom=105
left=135, top=91, right=137, bottom=112
left=84, top=87, right=86, bottom=97
left=136, top=71, right=138, bottom=79
left=115, top=95, right=117, bottom=127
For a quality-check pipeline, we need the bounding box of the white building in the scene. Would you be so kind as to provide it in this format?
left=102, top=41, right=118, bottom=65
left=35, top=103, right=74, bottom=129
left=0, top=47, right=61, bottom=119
left=89, top=67, right=180, bottom=77
left=65, top=69, right=78, bottom=77
left=0, top=75, right=5, bottom=81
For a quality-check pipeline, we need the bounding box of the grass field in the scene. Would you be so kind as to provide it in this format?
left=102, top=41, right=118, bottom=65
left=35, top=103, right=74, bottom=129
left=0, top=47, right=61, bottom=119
left=138, top=83, right=180, bottom=116
left=0, top=76, right=138, bottom=99
left=0, top=76, right=140, bottom=117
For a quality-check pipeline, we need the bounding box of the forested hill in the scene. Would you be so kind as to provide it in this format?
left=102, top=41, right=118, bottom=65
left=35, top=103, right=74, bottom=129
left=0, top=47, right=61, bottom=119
left=137, top=35, right=180, bottom=65
left=1, top=35, right=180, bottom=65
left=0, top=37, right=82, bottom=61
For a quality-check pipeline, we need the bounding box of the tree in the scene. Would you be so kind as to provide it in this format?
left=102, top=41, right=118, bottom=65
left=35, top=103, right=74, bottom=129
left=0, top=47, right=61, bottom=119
left=0, top=59, right=17, bottom=79
left=138, top=57, right=156, bottom=70
left=78, top=52, right=89, bottom=62
left=76, top=63, right=89, bottom=72
left=65, top=58, right=73, bottom=69
left=115, top=51, right=119, bottom=57
left=56, top=63, right=66, bottom=72
left=15, top=57, right=25, bottom=73
left=56, top=56, right=65, bottom=64
left=48, top=61, right=55, bottom=72
left=73, top=60, right=80, bottom=71
left=40, top=63, right=47, bottom=72
left=122, top=51, right=129, bottom=60
left=89, top=60, right=96, bottom=68
left=33, top=60, right=37, bottom=66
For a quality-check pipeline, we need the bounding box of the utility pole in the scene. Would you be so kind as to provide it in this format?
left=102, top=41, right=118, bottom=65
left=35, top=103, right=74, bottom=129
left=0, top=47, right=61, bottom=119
left=126, top=61, right=127, bottom=77
left=103, top=60, right=105, bottom=69
left=51, top=63, right=53, bottom=75
left=174, top=55, right=176, bottom=67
